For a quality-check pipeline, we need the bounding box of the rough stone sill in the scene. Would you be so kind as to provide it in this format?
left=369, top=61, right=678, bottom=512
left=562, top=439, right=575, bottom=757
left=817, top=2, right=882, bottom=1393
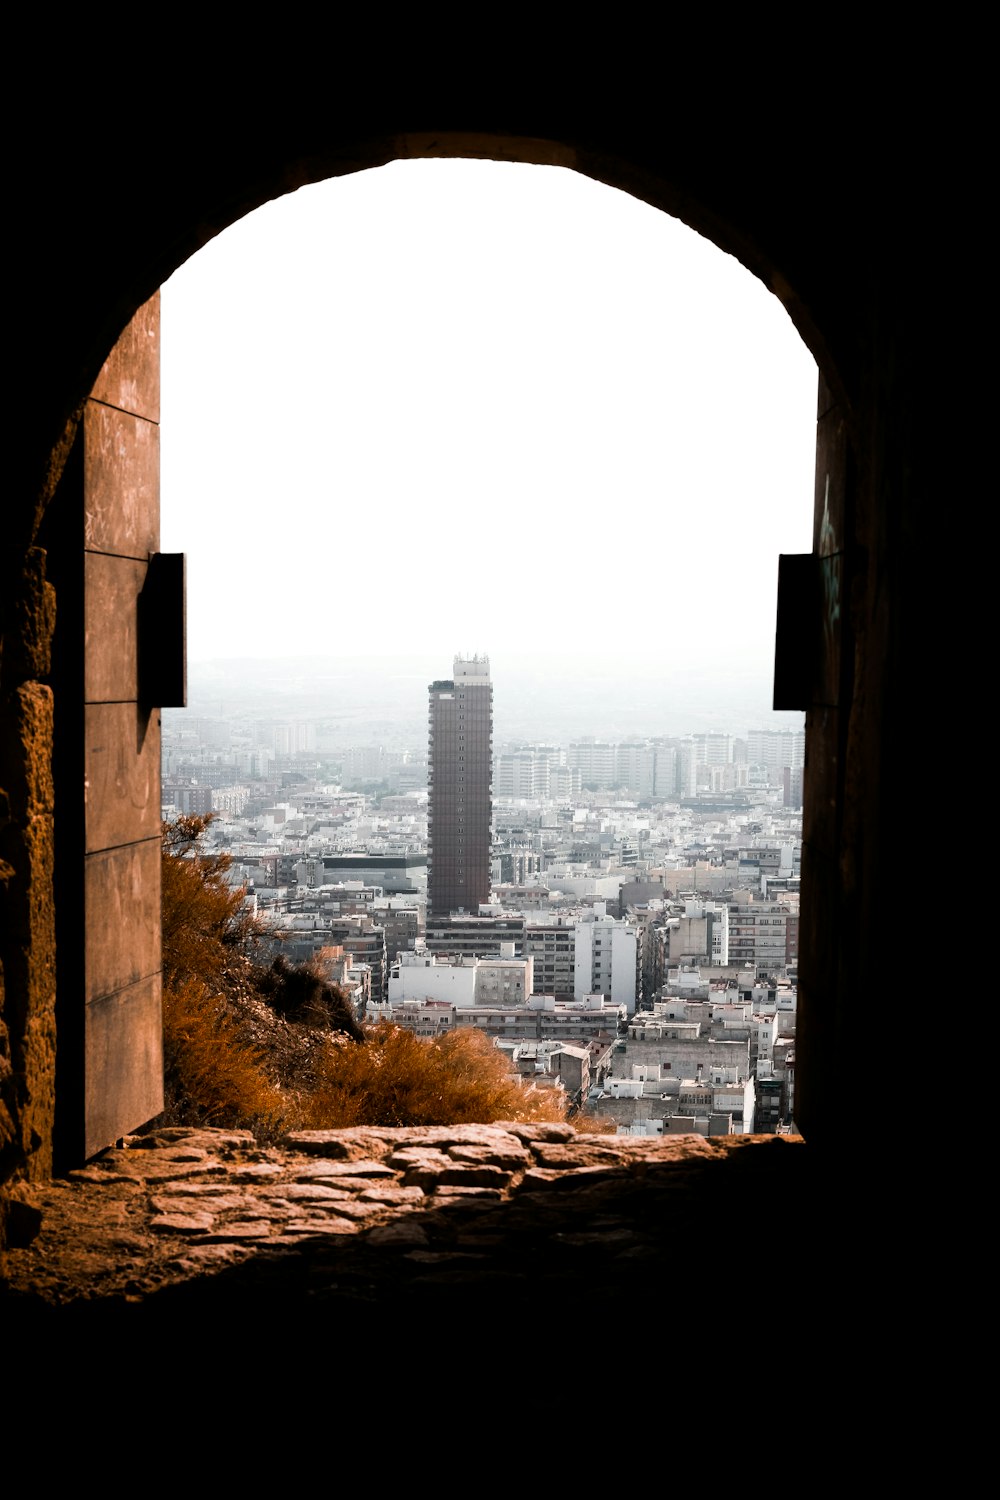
left=1, top=1122, right=807, bottom=1319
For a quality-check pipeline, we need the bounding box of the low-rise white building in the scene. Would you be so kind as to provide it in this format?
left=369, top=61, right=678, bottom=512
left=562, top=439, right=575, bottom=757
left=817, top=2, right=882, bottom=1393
left=388, top=948, right=534, bottom=1009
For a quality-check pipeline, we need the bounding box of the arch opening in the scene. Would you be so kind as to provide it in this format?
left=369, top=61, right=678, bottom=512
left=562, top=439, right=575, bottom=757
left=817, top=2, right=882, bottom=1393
left=153, top=157, right=815, bottom=1143
left=7, top=127, right=859, bottom=1187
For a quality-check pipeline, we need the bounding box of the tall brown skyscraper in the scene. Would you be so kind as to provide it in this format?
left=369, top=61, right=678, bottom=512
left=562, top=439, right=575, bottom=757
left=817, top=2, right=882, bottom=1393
left=428, top=656, right=493, bottom=920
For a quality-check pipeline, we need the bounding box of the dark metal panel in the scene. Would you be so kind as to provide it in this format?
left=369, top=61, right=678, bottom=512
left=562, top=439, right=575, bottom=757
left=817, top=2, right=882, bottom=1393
left=139, top=553, right=187, bottom=708
left=773, top=553, right=819, bottom=710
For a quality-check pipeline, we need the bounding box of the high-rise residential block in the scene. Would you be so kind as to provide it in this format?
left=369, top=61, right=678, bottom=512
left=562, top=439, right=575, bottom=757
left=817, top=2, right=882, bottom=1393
left=428, top=656, right=493, bottom=920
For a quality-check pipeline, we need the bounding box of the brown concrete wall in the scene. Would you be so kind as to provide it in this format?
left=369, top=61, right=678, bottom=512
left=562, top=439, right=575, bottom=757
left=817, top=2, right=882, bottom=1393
left=77, top=296, right=164, bottom=1162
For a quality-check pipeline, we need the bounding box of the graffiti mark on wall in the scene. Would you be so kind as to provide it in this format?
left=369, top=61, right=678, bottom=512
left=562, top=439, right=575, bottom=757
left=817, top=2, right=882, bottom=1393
left=819, top=474, right=841, bottom=654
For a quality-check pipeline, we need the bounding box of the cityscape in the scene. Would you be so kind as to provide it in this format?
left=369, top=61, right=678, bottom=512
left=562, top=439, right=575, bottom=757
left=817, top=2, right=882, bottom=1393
left=157, top=162, right=809, bottom=1139
left=163, top=652, right=803, bottom=1139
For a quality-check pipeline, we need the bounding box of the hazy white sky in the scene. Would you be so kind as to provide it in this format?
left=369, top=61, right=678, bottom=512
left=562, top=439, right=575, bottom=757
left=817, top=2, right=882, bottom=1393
left=161, top=158, right=816, bottom=701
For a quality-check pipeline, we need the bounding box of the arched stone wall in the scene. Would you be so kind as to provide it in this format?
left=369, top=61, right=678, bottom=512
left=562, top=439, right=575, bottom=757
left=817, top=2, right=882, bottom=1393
left=2, top=104, right=927, bottom=1210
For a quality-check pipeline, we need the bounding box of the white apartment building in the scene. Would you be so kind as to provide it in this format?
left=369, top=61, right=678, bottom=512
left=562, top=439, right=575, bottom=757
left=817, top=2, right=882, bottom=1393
left=747, top=728, right=805, bottom=769
left=677, top=1067, right=755, bottom=1133
left=573, top=904, right=638, bottom=1013
left=665, top=899, right=730, bottom=967
left=494, top=749, right=543, bottom=800
left=494, top=745, right=576, bottom=800
left=728, top=891, right=791, bottom=973
left=653, top=745, right=678, bottom=798
left=524, top=920, right=576, bottom=998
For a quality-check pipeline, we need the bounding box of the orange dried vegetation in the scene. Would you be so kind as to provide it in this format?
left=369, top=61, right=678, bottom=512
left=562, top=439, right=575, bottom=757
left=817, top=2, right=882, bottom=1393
left=303, top=1021, right=568, bottom=1130
left=161, top=974, right=289, bottom=1137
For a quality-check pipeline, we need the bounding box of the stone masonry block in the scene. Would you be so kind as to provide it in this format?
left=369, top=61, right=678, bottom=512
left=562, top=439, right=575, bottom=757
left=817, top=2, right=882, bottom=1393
left=3, top=548, right=56, bottom=682
left=0, top=683, right=55, bottom=817
left=0, top=810, right=56, bottom=1182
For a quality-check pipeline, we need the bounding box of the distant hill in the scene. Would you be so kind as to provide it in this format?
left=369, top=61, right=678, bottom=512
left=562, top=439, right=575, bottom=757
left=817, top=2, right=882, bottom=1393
left=182, top=654, right=803, bottom=745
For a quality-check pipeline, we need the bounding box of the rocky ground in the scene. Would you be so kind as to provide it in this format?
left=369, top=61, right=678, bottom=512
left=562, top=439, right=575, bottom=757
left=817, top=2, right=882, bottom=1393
left=2, top=1123, right=820, bottom=1341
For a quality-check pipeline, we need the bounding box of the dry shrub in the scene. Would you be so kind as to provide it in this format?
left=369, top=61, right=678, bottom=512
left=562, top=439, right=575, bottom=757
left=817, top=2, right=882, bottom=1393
left=161, top=975, right=290, bottom=1139
left=161, top=815, right=263, bottom=1003
left=160, top=816, right=296, bottom=1140
left=256, top=955, right=364, bottom=1040
left=302, top=1021, right=569, bottom=1130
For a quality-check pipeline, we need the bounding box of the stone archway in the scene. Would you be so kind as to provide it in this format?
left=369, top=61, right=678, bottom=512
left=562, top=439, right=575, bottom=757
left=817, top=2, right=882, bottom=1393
left=4, top=119, right=904, bottom=1193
